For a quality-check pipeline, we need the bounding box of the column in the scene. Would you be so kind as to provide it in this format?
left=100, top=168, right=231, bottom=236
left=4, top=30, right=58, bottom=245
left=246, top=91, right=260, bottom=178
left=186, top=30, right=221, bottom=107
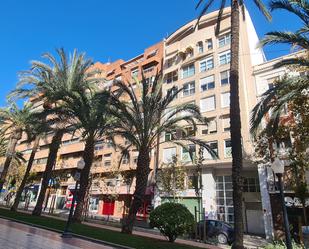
left=258, top=163, right=274, bottom=240
left=202, top=170, right=217, bottom=220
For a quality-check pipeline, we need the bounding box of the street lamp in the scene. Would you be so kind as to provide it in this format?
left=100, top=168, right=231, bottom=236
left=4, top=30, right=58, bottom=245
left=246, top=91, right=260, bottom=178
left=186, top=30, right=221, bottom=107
left=271, top=157, right=292, bottom=249
left=62, top=158, right=85, bottom=238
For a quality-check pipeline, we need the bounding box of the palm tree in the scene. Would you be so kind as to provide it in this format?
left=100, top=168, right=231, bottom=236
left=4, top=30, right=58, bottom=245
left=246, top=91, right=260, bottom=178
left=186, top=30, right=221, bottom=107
left=195, top=1, right=271, bottom=248
left=49, top=88, right=112, bottom=222
left=0, top=103, right=35, bottom=192
left=9, top=48, right=100, bottom=216
left=10, top=120, right=48, bottom=211
left=251, top=0, right=309, bottom=135
left=260, top=0, right=309, bottom=68
left=109, top=75, right=209, bottom=234
left=251, top=0, right=309, bottom=232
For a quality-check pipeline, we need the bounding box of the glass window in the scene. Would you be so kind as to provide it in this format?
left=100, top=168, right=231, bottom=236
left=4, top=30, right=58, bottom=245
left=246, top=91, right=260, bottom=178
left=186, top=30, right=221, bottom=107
left=182, top=126, right=195, bottom=137
left=218, top=34, right=231, bottom=48
left=243, top=178, right=260, bottom=192
left=166, top=86, right=178, bottom=99
left=221, top=92, right=230, bottom=108
left=163, top=147, right=176, bottom=163
left=200, top=75, right=215, bottom=92
left=182, top=144, right=196, bottom=162
left=201, top=119, right=217, bottom=135
left=200, top=96, right=216, bottom=112
left=122, top=154, right=129, bottom=164
left=182, top=64, right=195, bottom=78
left=220, top=70, right=230, bottom=85
left=219, top=51, right=231, bottom=65
left=197, top=41, right=203, bottom=53
left=200, top=57, right=214, bottom=72
left=165, top=70, right=178, bottom=84
left=207, top=39, right=213, bottom=50
left=216, top=175, right=233, bottom=223
left=224, top=140, right=232, bottom=158
left=131, top=68, right=139, bottom=77
left=104, top=160, right=111, bottom=167
left=203, top=141, right=218, bottom=159
left=183, top=81, right=195, bottom=96
left=222, top=116, right=230, bottom=132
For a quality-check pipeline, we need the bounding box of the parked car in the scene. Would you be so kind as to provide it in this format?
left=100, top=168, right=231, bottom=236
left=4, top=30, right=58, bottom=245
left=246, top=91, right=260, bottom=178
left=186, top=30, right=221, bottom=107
left=196, top=219, right=234, bottom=245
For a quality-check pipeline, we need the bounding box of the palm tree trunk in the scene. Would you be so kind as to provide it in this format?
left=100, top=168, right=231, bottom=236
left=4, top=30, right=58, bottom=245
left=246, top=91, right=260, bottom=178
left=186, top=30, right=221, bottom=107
left=122, top=148, right=150, bottom=234
left=230, top=1, right=244, bottom=248
left=32, top=130, right=63, bottom=216
left=11, top=136, right=40, bottom=211
left=0, top=129, right=22, bottom=192
left=72, top=136, right=95, bottom=222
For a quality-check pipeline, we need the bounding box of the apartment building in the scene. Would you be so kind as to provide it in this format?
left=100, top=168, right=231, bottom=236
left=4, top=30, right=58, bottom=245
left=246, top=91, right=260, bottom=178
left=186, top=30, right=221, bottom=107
left=253, top=51, right=305, bottom=240
left=9, top=7, right=300, bottom=237
left=15, top=41, right=163, bottom=219
left=159, top=7, right=267, bottom=234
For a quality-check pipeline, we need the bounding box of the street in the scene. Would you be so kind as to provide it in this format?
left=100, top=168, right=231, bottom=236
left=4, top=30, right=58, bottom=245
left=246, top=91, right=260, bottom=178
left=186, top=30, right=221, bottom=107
left=0, top=218, right=114, bottom=249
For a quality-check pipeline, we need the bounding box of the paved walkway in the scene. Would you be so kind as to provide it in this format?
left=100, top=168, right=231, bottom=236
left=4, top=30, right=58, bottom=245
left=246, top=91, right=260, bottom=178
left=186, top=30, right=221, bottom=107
left=0, top=218, right=113, bottom=249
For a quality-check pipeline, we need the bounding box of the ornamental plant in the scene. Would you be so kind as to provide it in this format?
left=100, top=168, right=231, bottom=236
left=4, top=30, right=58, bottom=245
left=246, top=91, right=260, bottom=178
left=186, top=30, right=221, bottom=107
left=149, top=202, right=194, bottom=242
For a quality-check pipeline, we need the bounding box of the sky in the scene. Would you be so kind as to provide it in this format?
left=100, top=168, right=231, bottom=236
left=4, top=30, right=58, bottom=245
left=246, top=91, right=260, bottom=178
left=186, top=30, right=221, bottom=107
left=0, top=0, right=302, bottom=107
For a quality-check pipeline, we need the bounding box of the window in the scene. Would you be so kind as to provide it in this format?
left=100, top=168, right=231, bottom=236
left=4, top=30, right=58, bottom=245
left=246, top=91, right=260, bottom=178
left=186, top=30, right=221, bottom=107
left=218, top=34, right=231, bottom=48
left=220, top=70, right=230, bottom=85
left=165, top=70, right=178, bottom=83
left=131, top=68, right=139, bottom=77
left=94, top=140, right=104, bottom=151
left=166, top=57, right=176, bottom=68
left=163, top=147, right=176, bottom=163
left=224, top=140, right=232, bottom=158
left=106, top=140, right=113, bottom=148
left=104, top=153, right=112, bottom=158
left=200, top=75, right=215, bottom=92
left=207, top=39, right=213, bottom=50
left=197, top=41, right=204, bottom=53
left=203, top=141, right=218, bottom=159
left=222, top=116, right=230, bottom=132
left=165, top=132, right=172, bottom=141
left=201, top=119, right=217, bottom=134
left=182, top=144, right=196, bottom=162
left=221, top=92, right=230, bottom=108
left=182, top=64, right=195, bottom=78
left=200, top=57, right=214, bottom=72
left=104, top=160, right=111, bottom=167
left=61, top=138, right=79, bottom=146
left=216, top=176, right=234, bottom=223
left=243, top=178, right=260, bottom=192
left=122, top=154, right=129, bottom=164
left=167, top=86, right=178, bottom=99
left=219, top=51, right=231, bottom=65
left=183, top=82, right=195, bottom=96
left=200, top=96, right=216, bottom=112
left=182, top=126, right=195, bottom=137
left=33, top=157, right=48, bottom=165
left=143, top=66, right=155, bottom=74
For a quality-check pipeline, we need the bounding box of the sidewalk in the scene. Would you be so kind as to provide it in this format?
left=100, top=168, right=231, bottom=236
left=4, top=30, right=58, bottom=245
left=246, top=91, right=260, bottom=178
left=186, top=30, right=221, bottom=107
left=0, top=206, right=221, bottom=249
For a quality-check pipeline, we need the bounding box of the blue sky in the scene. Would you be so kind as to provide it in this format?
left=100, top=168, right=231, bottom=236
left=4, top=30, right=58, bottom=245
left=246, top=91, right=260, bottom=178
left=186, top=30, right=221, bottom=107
left=0, top=1, right=301, bottom=106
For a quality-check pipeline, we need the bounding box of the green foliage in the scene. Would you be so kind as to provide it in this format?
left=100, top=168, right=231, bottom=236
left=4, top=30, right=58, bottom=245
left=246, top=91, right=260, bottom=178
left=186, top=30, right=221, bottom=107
left=0, top=208, right=198, bottom=249
left=264, top=240, right=303, bottom=249
left=158, top=156, right=186, bottom=199
left=149, top=202, right=195, bottom=242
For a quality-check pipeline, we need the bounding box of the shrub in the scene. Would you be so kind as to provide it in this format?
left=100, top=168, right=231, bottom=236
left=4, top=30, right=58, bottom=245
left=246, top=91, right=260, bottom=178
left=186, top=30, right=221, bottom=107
left=149, top=202, right=194, bottom=242
left=264, top=240, right=303, bottom=249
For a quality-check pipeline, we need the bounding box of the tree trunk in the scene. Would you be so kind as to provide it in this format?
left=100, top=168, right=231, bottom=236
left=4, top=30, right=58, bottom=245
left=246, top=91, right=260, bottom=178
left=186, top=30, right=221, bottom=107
left=122, top=147, right=150, bottom=234
left=32, top=130, right=63, bottom=216
left=0, top=129, right=22, bottom=192
left=72, top=136, right=95, bottom=222
left=11, top=136, right=40, bottom=211
left=230, top=1, right=244, bottom=248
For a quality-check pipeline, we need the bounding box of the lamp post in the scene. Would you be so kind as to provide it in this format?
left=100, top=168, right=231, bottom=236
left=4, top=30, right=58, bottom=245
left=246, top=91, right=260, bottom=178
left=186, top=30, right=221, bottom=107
left=62, top=158, right=85, bottom=238
left=271, top=157, right=292, bottom=249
